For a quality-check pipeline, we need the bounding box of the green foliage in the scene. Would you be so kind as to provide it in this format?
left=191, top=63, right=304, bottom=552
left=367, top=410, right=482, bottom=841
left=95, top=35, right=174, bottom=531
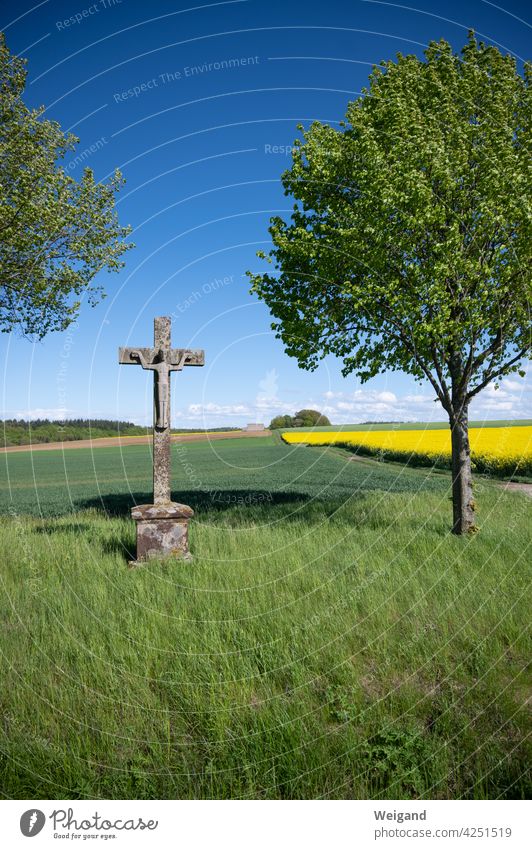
left=269, top=414, right=294, bottom=429
left=0, top=437, right=529, bottom=798
left=0, top=34, right=133, bottom=338
left=0, top=418, right=145, bottom=446
left=269, top=409, right=331, bottom=429
left=294, top=408, right=331, bottom=427
left=358, top=728, right=432, bottom=797
left=249, top=35, right=531, bottom=418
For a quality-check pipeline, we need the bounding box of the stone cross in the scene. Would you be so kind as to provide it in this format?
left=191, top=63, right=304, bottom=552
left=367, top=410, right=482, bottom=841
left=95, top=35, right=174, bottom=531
left=119, top=316, right=204, bottom=505
left=118, top=316, right=204, bottom=565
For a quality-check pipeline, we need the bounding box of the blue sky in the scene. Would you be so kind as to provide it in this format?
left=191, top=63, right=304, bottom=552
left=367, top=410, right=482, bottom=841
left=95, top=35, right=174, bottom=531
left=1, top=0, right=530, bottom=427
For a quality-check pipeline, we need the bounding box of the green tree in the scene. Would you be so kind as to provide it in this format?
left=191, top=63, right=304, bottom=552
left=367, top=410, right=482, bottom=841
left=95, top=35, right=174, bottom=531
left=294, top=409, right=331, bottom=427
left=249, top=35, right=531, bottom=534
left=0, top=34, right=132, bottom=338
left=269, top=414, right=293, bottom=429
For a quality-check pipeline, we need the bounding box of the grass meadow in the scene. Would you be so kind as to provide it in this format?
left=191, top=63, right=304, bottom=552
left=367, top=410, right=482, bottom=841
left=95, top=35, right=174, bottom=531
left=288, top=419, right=532, bottom=432
left=0, top=435, right=530, bottom=799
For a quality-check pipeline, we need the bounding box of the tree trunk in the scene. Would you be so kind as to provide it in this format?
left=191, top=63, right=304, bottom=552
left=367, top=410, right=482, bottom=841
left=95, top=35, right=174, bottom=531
left=449, top=403, right=476, bottom=535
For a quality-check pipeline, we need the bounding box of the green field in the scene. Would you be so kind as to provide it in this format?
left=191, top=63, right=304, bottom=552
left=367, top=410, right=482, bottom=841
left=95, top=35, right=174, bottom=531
left=0, top=436, right=530, bottom=799
left=0, top=435, right=453, bottom=518
left=289, top=419, right=532, bottom=432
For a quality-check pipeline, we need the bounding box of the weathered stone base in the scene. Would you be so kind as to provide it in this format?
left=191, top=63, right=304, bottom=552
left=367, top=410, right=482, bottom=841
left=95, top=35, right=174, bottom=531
left=129, top=502, right=194, bottom=566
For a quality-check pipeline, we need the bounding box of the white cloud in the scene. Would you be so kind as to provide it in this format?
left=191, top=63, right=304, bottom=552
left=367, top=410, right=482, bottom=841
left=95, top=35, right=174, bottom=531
left=255, top=396, right=288, bottom=412
left=6, top=407, right=72, bottom=420
left=316, top=387, right=443, bottom=423
left=18, top=363, right=530, bottom=430
left=404, top=393, right=434, bottom=405
left=376, top=390, right=397, bottom=404
left=186, top=403, right=251, bottom=417
left=470, top=372, right=532, bottom=419
left=171, top=372, right=532, bottom=427
left=502, top=379, right=526, bottom=392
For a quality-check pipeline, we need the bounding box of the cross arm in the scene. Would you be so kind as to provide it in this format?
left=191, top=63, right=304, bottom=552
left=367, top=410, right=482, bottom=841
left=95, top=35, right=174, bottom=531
left=178, top=349, right=205, bottom=367
left=119, top=347, right=205, bottom=367
left=119, top=347, right=154, bottom=365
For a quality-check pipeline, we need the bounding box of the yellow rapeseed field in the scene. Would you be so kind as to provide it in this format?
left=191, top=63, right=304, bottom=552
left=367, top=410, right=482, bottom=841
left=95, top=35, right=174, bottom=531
left=281, top=426, right=532, bottom=477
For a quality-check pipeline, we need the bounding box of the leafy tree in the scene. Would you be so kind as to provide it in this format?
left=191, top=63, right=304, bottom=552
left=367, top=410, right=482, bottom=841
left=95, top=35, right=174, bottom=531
left=0, top=34, right=132, bottom=338
left=269, top=410, right=330, bottom=428
left=250, top=35, right=531, bottom=534
left=269, top=414, right=293, bottom=429
left=294, top=409, right=331, bottom=427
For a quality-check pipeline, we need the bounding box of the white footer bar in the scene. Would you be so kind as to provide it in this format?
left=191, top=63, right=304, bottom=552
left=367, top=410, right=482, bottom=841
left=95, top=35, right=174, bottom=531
left=1, top=799, right=529, bottom=849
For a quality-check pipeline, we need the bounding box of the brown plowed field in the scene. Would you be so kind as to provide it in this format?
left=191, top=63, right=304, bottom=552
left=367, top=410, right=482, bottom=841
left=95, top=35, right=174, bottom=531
left=1, top=430, right=271, bottom=453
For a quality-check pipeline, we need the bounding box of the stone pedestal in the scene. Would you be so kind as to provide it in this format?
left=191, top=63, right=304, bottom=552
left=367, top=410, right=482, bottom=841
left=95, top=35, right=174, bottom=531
left=129, top=502, right=194, bottom=566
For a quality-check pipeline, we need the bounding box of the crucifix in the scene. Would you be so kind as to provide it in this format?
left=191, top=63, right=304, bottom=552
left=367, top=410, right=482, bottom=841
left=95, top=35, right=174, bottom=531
left=119, top=316, right=205, bottom=563
left=119, top=316, right=204, bottom=503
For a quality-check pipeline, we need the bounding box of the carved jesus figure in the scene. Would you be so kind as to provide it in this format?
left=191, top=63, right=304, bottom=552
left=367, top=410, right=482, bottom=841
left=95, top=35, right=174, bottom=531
left=131, top=348, right=186, bottom=429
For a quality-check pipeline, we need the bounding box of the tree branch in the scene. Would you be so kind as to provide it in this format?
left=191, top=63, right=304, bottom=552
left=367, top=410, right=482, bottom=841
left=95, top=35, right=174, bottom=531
left=467, top=347, right=530, bottom=399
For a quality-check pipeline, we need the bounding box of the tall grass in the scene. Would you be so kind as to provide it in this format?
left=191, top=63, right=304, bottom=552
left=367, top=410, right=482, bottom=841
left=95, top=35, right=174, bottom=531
left=0, top=470, right=530, bottom=799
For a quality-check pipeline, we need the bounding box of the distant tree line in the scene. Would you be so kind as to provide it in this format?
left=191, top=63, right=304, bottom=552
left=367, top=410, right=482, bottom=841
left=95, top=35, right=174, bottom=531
left=269, top=409, right=331, bottom=429
left=1, top=419, right=145, bottom=446
left=1, top=420, right=243, bottom=446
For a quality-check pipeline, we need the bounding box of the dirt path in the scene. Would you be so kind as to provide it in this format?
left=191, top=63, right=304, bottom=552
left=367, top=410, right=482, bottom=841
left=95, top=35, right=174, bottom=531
left=1, top=430, right=271, bottom=454
left=497, top=481, right=532, bottom=497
